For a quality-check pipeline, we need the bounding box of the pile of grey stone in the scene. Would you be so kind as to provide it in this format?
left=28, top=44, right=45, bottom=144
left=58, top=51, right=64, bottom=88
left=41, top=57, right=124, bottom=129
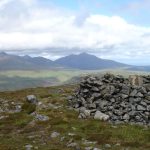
left=68, top=74, right=150, bottom=126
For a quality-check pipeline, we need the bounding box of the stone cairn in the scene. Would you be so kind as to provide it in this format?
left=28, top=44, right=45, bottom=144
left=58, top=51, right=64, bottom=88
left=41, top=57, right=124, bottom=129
left=68, top=74, right=150, bottom=126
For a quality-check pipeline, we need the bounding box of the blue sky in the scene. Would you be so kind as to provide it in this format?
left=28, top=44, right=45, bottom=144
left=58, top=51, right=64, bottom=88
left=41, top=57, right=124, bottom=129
left=0, top=0, right=150, bottom=65
left=47, top=0, right=150, bottom=26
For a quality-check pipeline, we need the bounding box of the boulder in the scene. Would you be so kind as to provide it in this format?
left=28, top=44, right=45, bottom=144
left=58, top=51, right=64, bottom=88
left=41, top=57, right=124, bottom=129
left=129, top=75, right=143, bottom=86
left=26, top=95, right=38, bottom=104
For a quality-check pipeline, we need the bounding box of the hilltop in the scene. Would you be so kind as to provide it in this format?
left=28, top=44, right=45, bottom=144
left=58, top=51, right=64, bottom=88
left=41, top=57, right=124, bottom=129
left=0, top=81, right=149, bottom=150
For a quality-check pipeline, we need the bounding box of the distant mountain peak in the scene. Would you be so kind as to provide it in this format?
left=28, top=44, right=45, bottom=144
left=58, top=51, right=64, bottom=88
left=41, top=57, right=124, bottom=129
left=0, top=51, right=7, bottom=55
left=78, top=52, right=88, bottom=55
left=23, top=55, right=32, bottom=59
left=74, top=52, right=92, bottom=56
left=76, top=52, right=100, bottom=58
left=55, top=52, right=128, bottom=70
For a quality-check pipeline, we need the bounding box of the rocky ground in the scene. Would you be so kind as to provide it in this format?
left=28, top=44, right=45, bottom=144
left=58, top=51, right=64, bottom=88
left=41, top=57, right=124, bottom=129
left=0, top=83, right=150, bottom=150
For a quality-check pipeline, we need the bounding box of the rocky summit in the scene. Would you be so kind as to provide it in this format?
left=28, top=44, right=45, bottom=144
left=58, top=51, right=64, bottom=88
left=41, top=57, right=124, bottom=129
left=68, top=74, right=150, bottom=126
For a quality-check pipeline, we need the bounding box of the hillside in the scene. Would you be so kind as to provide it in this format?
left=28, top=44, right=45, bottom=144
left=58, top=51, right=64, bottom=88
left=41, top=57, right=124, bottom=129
left=0, top=84, right=149, bottom=150
left=55, top=53, right=129, bottom=70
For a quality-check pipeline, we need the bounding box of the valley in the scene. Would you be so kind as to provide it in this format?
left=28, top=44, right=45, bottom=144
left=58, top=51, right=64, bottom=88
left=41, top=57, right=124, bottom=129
left=0, top=69, right=149, bottom=91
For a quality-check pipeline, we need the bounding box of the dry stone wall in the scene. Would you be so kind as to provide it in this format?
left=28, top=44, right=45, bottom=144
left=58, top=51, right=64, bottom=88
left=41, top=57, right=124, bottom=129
left=68, top=74, right=150, bottom=126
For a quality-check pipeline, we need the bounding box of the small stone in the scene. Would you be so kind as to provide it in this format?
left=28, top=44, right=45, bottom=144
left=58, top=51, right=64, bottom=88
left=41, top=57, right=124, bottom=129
left=68, top=133, right=76, bottom=136
left=104, top=144, right=111, bottom=148
left=35, top=114, right=49, bottom=121
left=121, top=85, right=130, bottom=95
left=78, top=113, right=86, bottom=119
left=60, top=136, right=65, bottom=142
left=67, top=142, right=78, bottom=148
left=137, top=105, right=146, bottom=111
left=83, top=89, right=89, bottom=93
left=25, top=144, right=33, bottom=150
left=84, top=110, right=91, bottom=117
left=135, top=115, right=141, bottom=121
left=140, top=101, right=147, bottom=106
left=111, top=125, right=118, bottom=128
left=123, top=114, right=130, bottom=120
left=139, top=87, right=147, bottom=94
left=115, top=143, right=121, bottom=146
left=93, top=148, right=102, bottom=150
left=110, top=98, right=115, bottom=103
left=92, top=93, right=101, bottom=99
left=94, top=111, right=109, bottom=121
left=88, top=103, right=96, bottom=109
left=83, top=139, right=97, bottom=145
left=133, top=98, right=142, bottom=103
left=85, top=147, right=93, bottom=150
left=91, top=87, right=99, bottom=92
left=121, top=94, right=128, bottom=99
left=68, top=96, right=73, bottom=100
left=145, top=95, right=150, bottom=101
left=120, top=102, right=127, bottom=108
left=147, top=105, right=150, bottom=111
left=130, top=89, right=138, bottom=97
left=0, top=115, right=8, bottom=120
left=51, top=132, right=60, bottom=138
left=135, top=92, right=144, bottom=97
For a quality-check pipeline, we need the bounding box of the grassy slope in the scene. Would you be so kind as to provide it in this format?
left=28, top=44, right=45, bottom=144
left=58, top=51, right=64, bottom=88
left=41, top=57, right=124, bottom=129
left=0, top=85, right=149, bottom=150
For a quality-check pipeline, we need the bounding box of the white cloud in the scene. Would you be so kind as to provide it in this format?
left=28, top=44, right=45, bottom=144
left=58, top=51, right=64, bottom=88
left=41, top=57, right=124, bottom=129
left=0, top=0, right=12, bottom=9
left=0, top=0, right=150, bottom=64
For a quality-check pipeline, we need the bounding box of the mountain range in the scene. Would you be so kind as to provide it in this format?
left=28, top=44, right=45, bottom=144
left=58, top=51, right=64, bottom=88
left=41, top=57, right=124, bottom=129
left=0, top=52, right=149, bottom=71
left=0, top=52, right=57, bottom=70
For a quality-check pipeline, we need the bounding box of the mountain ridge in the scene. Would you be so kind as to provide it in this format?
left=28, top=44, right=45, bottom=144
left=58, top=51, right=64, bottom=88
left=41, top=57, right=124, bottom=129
left=0, top=52, right=58, bottom=70
left=0, top=52, right=149, bottom=71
